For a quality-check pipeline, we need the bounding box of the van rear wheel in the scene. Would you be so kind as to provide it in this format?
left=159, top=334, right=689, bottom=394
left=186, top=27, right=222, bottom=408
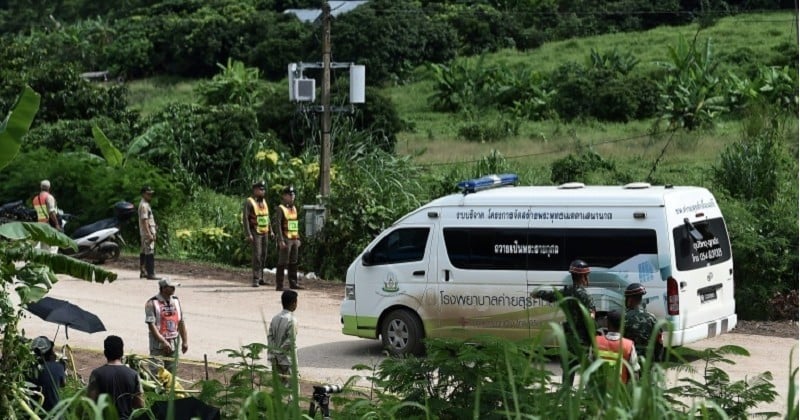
left=381, top=309, right=424, bottom=357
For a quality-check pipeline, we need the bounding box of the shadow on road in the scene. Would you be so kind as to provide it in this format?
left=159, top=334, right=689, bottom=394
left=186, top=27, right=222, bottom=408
left=299, top=339, right=385, bottom=370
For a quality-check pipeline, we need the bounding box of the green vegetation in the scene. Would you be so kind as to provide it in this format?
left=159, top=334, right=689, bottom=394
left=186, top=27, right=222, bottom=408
left=0, top=2, right=797, bottom=415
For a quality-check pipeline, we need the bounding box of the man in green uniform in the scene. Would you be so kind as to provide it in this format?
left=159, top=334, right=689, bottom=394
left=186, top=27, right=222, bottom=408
left=623, top=283, right=664, bottom=363
left=532, top=259, right=596, bottom=387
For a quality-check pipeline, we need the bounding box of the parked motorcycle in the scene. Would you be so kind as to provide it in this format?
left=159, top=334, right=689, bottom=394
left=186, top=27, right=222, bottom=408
left=0, top=200, right=37, bottom=224
left=60, top=201, right=136, bottom=264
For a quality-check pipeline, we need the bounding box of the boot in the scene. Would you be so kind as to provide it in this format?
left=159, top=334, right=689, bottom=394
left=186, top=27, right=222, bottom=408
left=139, top=253, right=147, bottom=278
left=145, top=254, right=161, bottom=281
left=275, top=265, right=285, bottom=291
left=288, top=264, right=304, bottom=290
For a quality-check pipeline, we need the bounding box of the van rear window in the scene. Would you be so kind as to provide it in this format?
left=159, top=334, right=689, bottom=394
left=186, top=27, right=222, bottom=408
left=672, top=218, right=732, bottom=271
left=443, top=228, right=657, bottom=271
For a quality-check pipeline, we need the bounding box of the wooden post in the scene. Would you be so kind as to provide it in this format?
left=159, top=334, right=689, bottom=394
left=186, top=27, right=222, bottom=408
left=320, top=2, right=332, bottom=197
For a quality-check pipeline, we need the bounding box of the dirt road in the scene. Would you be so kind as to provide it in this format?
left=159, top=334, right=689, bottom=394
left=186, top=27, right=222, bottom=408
left=18, top=266, right=798, bottom=415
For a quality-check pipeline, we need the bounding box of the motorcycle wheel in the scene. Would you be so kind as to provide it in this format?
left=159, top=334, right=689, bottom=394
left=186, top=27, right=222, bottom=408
left=106, top=245, right=121, bottom=262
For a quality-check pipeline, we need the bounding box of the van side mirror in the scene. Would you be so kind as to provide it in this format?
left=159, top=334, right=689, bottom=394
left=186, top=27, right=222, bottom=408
left=362, top=250, right=373, bottom=266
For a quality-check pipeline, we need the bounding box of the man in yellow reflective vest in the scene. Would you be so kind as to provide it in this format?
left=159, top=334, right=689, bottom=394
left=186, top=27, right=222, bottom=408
left=32, top=179, right=61, bottom=230
left=273, top=185, right=304, bottom=290
left=243, top=180, right=273, bottom=287
left=32, top=179, right=61, bottom=253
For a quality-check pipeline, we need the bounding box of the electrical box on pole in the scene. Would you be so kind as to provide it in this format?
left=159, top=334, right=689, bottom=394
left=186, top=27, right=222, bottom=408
left=349, top=65, right=365, bottom=104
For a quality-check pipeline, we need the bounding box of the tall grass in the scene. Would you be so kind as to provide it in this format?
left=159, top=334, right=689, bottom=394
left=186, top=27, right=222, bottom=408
left=126, top=77, right=201, bottom=118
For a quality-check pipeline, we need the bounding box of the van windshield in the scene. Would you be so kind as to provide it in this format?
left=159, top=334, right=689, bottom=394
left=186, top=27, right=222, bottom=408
left=672, top=217, right=732, bottom=271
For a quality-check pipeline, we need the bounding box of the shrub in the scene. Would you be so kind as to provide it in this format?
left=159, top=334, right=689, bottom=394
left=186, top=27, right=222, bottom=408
left=713, top=105, right=791, bottom=203
left=0, top=148, right=179, bottom=238
left=143, top=103, right=260, bottom=194
left=164, top=189, right=250, bottom=266
left=435, top=3, right=522, bottom=55
left=103, top=17, right=156, bottom=78
left=0, top=61, right=134, bottom=125
left=23, top=117, right=136, bottom=154
left=457, top=116, right=520, bottom=143
left=550, top=149, right=626, bottom=185
left=331, top=0, right=458, bottom=84
left=548, top=63, right=595, bottom=121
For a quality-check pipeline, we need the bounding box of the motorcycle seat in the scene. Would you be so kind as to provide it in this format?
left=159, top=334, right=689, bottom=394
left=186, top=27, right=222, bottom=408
left=71, top=217, right=118, bottom=239
left=0, top=200, right=24, bottom=212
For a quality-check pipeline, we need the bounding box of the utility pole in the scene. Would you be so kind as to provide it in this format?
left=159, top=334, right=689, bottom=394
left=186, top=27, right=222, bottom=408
left=320, top=2, right=332, bottom=198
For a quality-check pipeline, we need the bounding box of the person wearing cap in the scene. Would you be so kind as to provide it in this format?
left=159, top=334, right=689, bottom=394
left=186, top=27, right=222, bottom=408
left=532, top=259, right=596, bottom=387
left=145, top=278, right=188, bottom=371
left=87, top=335, right=144, bottom=420
left=268, top=290, right=299, bottom=388
left=595, top=310, right=640, bottom=384
left=32, top=180, right=61, bottom=253
left=272, top=185, right=304, bottom=290
left=243, top=180, right=273, bottom=287
left=32, top=180, right=61, bottom=231
left=138, top=185, right=161, bottom=280
left=623, top=283, right=664, bottom=362
left=28, top=335, right=66, bottom=412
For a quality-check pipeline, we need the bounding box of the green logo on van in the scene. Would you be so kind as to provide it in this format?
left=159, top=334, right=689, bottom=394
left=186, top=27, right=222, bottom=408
left=382, top=274, right=399, bottom=293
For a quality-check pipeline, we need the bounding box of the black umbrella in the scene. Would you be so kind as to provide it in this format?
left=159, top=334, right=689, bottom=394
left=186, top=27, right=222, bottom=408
left=151, top=397, right=221, bottom=420
left=26, top=297, right=106, bottom=339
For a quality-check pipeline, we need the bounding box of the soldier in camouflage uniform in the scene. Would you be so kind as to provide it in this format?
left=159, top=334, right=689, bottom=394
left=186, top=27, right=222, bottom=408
left=623, top=283, right=664, bottom=363
left=532, top=259, right=596, bottom=387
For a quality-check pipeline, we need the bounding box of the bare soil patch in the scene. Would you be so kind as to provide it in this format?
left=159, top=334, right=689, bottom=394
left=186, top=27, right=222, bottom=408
left=108, top=255, right=344, bottom=292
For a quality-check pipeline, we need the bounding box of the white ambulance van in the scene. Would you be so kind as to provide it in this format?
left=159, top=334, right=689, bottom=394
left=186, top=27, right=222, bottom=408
left=340, top=174, right=737, bottom=356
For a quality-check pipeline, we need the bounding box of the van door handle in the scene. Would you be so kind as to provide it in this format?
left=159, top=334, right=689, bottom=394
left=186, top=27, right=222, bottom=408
left=444, top=269, right=450, bottom=282
left=413, top=270, right=425, bottom=276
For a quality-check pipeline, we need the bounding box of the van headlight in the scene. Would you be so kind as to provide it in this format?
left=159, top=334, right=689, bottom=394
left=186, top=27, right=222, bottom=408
left=345, top=284, right=355, bottom=300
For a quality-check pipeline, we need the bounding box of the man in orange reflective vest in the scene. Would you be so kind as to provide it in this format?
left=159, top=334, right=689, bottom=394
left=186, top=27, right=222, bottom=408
left=32, top=180, right=61, bottom=253
left=32, top=179, right=61, bottom=229
left=243, top=180, right=273, bottom=287
left=596, top=310, right=639, bottom=384
left=273, top=185, right=304, bottom=291
left=145, top=278, right=188, bottom=372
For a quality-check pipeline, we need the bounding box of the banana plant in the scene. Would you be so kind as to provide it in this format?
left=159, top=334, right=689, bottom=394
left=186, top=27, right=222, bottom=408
left=0, top=86, right=118, bottom=418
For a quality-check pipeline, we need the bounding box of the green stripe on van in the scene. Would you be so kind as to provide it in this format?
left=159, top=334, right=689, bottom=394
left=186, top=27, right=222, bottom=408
left=342, top=315, right=378, bottom=338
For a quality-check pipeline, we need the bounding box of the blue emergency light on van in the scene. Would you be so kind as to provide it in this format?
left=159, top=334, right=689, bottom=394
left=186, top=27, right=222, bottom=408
left=457, top=173, right=518, bottom=194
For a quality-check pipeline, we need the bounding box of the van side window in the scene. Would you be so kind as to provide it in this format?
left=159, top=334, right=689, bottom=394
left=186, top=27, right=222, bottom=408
left=673, top=218, right=732, bottom=271
left=444, top=228, right=529, bottom=269
left=444, top=228, right=657, bottom=271
left=371, top=228, right=430, bottom=265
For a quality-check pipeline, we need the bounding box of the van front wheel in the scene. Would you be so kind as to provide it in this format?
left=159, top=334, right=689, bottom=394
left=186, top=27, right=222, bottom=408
left=381, top=310, right=424, bottom=357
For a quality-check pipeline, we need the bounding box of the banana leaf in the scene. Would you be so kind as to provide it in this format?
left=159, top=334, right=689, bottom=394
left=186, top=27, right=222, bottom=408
left=91, top=125, right=124, bottom=167
left=0, top=85, right=40, bottom=170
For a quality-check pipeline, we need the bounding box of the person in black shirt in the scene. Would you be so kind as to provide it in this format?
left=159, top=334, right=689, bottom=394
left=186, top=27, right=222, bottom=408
left=87, top=336, right=144, bottom=420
